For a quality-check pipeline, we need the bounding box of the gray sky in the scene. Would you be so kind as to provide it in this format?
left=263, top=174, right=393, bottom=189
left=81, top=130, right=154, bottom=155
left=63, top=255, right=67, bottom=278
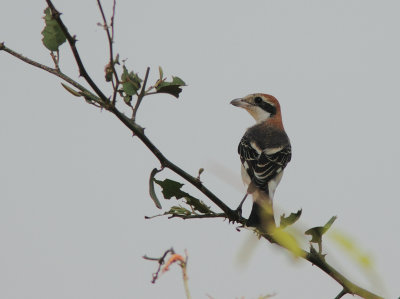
left=1, top=0, right=400, bottom=298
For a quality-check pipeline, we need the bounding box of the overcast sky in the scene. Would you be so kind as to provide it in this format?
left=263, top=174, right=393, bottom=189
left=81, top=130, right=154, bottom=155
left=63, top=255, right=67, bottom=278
left=1, top=0, right=400, bottom=298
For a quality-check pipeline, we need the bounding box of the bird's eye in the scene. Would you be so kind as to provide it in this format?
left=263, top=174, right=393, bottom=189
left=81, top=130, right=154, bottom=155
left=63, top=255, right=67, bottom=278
left=254, top=97, right=262, bottom=104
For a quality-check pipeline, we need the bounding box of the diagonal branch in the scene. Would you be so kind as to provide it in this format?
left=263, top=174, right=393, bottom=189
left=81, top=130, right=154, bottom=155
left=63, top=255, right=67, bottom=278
left=304, top=247, right=382, bottom=299
left=45, top=0, right=109, bottom=103
left=107, top=106, right=238, bottom=219
left=0, top=43, right=102, bottom=105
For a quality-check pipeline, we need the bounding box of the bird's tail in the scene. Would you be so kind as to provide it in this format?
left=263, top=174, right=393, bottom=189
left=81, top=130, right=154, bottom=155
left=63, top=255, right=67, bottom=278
left=246, top=189, right=275, bottom=230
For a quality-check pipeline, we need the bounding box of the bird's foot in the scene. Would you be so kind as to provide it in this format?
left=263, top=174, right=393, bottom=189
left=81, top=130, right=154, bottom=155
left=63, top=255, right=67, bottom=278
left=233, top=205, right=248, bottom=224
left=234, top=193, right=248, bottom=218
left=235, top=205, right=242, bottom=216
left=234, top=201, right=245, bottom=219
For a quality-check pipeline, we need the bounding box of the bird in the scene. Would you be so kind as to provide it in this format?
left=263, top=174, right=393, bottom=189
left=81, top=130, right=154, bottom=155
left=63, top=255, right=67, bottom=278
left=231, top=93, right=291, bottom=230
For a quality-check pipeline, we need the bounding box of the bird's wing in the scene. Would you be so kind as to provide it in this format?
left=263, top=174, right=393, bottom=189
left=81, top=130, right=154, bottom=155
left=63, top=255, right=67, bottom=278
left=238, top=135, right=291, bottom=191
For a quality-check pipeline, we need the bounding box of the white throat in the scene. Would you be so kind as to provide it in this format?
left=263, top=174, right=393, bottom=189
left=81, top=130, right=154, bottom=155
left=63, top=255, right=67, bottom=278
left=249, top=108, right=271, bottom=123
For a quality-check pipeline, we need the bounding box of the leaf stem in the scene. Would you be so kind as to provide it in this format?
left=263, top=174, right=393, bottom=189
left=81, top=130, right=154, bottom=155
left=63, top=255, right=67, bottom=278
left=132, top=67, right=150, bottom=120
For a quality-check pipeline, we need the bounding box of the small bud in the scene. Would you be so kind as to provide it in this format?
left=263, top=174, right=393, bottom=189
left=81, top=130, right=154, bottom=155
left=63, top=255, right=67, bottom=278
left=197, top=168, right=204, bottom=181
left=104, top=63, right=113, bottom=82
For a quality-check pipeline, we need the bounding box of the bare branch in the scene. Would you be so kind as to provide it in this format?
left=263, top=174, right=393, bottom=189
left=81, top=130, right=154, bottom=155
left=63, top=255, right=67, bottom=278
left=143, top=248, right=175, bottom=283
left=144, top=248, right=191, bottom=299
left=145, top=212, right=226, bottom=220
left=111, top=0, right=117, bottom=40
left=96, top=0, right=120, bottom=105
left=0, top=43, right=102, bottom=106
left=168, top=213, right=226, bottom=220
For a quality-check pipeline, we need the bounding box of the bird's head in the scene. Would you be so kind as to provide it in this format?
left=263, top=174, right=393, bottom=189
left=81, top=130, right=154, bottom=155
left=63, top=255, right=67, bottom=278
left=230, top=93, right=282, bottom=124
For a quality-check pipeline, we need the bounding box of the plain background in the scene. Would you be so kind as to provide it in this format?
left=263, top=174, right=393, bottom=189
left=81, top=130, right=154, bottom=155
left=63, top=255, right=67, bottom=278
left=1, top=0, right=400, bottom=298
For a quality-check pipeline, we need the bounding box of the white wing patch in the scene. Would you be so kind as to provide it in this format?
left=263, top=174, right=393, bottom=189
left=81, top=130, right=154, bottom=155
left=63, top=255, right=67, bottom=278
left=238, top=135, right=291, bottom=193
left=263, top=146, right=284, bottom=155
left=250, top=141, right=262, bottom=155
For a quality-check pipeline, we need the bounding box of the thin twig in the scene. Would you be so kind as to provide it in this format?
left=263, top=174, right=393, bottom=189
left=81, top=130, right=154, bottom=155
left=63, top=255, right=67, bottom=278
left=111, top=0, right=117, bottom=41
left=50, top=50, right=60, bottom=70
left=335, top=289, right=348, bottom=299
left=0, top=43, right=102, bottom=105
left=168, top=213, right=227, bottom=220
left=96, top=0, right=120, bottom=105
left=145, top=212, right=226, bottom=220
left=132, top=67, right=150, bottom=120
left=143, top=248, right=175, bottom=283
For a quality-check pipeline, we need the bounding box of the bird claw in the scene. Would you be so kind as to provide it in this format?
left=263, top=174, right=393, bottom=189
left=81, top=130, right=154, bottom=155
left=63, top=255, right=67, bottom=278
left=236, top=225, right=245, bottom=232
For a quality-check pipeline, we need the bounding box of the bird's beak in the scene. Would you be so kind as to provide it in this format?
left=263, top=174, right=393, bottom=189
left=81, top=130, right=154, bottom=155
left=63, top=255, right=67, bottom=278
left=230, top=98, right=249, bottom=108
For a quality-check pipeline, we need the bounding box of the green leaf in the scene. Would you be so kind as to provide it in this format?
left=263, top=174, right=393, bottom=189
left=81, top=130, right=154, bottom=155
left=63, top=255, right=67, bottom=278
left=149, top=168, right=162, bottom=209
left=305, top=216, right=337, bottom=244
left=61, top=83, right=82, bottom=97
left=280, top=209, right=302, bottom=228
left=155, top=76, right=186, bottom=98
left=154, top=178, right=211, bottom=214
left=154, top=179, right=185, bottom=200
left=121, top=66, right=142, bottom=96
left=183, top=195, right=211, bottom=214
left=41, top=7, right=66, bottom=51
left=169, top=206, right=191, bottom=216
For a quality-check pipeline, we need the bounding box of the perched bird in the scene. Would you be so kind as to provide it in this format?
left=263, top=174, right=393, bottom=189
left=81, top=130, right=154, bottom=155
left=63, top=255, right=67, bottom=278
left=231, top=93, right=291, bottom=229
